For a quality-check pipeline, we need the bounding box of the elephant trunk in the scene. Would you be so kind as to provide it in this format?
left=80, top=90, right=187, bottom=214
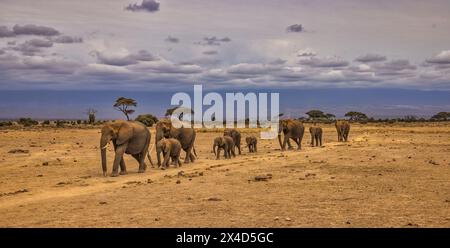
left=278, top=133, right=283, bottom=150
left=100, top=134, right=111, bottom=177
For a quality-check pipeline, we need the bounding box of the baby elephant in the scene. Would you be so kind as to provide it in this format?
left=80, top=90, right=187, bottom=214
left=309, top=126, right=323, bottom=147
left=213, top=136, right=235, bottom=159
left=156, top=138, right=182, bottom=169
left=245, top=136, right=257, bottom=153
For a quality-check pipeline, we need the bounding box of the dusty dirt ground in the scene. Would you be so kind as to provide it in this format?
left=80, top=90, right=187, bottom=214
left=0, top=122, right=449, bottom=227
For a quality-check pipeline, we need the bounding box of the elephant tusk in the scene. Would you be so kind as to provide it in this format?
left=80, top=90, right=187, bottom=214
left=101, top=143, right=109, bottom=150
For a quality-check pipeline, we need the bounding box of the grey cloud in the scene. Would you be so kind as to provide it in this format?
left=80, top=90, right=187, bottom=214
left=132, top=50, right=158, bottom=61
left=355, top=54, right=387, bottom=63
left=195, top=36, right=231, bottom=46
left=286, top=24, right=303, bottom=33
left=94, top=50, right=158, bottom=66
left=426, top=50, right=450, bottom=64
left=202, top=50, right=218, bottom=55
left=298, top=56, right=349, bottom=68
left=227, top=63, right=281, bottom=76
left=12, top=24, right=60, bottom=36
left=374, top=59, right=416, bottom=72
left=132, top=60, right=203, bottom=74
left=7, top=41, right=17, bottom=45
left=26, top=39, right=53, bottom=48
left=165, top=35, right=179, bottom=43
left=0, top=26, right=15, bottom=37
left=13, top=39, right=54, bottom=55
left=125, top=0, right=160, bottom=12
left=52, top=35, right=83, bottom=44
left=269, top=58, right=287, bottom=65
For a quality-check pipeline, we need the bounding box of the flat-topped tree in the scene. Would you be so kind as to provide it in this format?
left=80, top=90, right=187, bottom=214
left=431, top=112, right=450, bottom=121
left=114, top=97, right=137, bottom=121
left=306, top=110, right=326, bottom=120
left=345, top=111, right=368, bottom=121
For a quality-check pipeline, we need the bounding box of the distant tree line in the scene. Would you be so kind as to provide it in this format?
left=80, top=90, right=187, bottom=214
left=1, top=96, right=448, bottom=128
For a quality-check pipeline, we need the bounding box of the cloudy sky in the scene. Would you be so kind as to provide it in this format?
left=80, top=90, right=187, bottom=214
left=0, top=0, right=449, bottom=118
left=1, top=0, right=450, bottom=91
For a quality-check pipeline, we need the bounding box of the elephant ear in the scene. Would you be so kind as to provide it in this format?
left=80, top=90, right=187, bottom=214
left=116, top=123, right=134, bottom=145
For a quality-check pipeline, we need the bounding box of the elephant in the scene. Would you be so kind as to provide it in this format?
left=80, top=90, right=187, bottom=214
left=309, top=126, right=323, bottom=147
left=278, top=119, right=305, bottom=151
left=155, top=119, right=197, bottom=166
left=213, top=136, right=235, bottom=159
left=156, top=138, right=182, bottom=169
left=335, top=120, right=350, bottom=142
left=100, top=120, right=153, bottom=177
left=245, top=136, right=257, bottom=153
left=223, top=128, right=241, bottom=155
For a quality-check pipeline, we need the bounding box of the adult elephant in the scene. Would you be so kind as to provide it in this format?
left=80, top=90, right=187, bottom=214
left=224, top=128, right=241, bottom=155
left=335, top=120, right=350, bottom=142
left=155, top=119, right=196, bottom=166
left=100, top=120, right=153, bottom=177
left=278, top=119, right=305, bottom=151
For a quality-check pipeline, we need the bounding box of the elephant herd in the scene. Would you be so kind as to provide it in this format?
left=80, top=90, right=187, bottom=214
left=100, top=119, right=350, bottom=177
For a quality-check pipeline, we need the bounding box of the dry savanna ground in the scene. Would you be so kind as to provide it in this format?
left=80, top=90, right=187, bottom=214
left=0, top=122, right=449, bottom=227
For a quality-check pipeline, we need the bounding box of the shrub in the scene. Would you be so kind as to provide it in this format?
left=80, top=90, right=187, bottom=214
left=18, top=118, right=38, bottom=127
left=0, top=121, right=13, bottom=127
left=135, top=114, right=159, bottom=127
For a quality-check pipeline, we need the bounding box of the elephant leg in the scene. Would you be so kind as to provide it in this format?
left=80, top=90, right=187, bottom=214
left=176, top=155, right=182, bottom=167
left=162, top=150, right=171, bottom=169
left=138, top=152, right=147, bottom=173
left=282, top=136, right=288, bottom=150
left=156, top=148, right=161, bottom=167
left=231, top=146, right=236, bottom=157
left=184, top=147, right=193, bottom=164
left=119, top=156, right=127, bottom=175
left=310, top=134, right=314, bottom=147
left=224, top=145, right=229, bottom=159
left=216, top=148, right=221, bottom=160
left=189, top=151, right=196, bottom=163
left=237, top=144, right=241, bottom=155
left=112, top=145, right=126, bottom=177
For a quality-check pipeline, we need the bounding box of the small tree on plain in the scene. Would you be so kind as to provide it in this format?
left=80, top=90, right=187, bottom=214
left=345, top=111, right=368, bottom=121
left=114, top=97, right=137, bottom=121
left=86, top=108, right=97, bottom=124
left=431, top=112, right=450, bottom=121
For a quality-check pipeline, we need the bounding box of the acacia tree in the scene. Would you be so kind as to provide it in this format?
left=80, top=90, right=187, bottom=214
left=86, top=108, right=97, bottom=124
left=305, top=110, right=335, bottom=121
left=345, top=111, right=368, bottom=121
left=431, top=112, right=450, bottom=121
left=305, top=110, right=326, bottom=120
left=114, top=97, right=137, bottom=121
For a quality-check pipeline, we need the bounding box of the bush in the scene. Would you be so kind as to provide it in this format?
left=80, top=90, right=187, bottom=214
left=42, top=120, right=50, bottom=125
left=0, top=121, right=13, bottom=127
left=135, top=114, right=158, bottom=127
left=56, top=120, right=65, bottom=127
left=18, top=118, right=38, bottom=127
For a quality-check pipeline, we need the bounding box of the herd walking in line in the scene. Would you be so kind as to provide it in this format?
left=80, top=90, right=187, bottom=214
left=99, top=119, right=351, bottom=177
